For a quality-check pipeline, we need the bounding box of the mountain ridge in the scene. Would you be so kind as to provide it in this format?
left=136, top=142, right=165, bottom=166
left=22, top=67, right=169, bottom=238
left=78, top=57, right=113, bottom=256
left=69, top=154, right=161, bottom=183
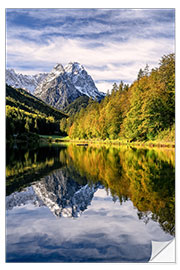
left=63, top=95, right=90, bottom=115
left=6, top=62, right=105, bottom=111
left=6, top=69, right=48, bottom=93
left=6, top=84, right=67, bottom=120
left=6, top=84, right=68, bottom=140
left=34, top=62, right=105, bottom=110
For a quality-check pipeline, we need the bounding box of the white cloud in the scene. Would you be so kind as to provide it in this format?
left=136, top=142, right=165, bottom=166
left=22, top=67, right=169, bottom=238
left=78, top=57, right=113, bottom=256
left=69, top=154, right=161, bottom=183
left=6, top=9, right=175, bottom=92
left=95, top=81, right=114, bottom=94
left=7, top=35, right=174, bottom=93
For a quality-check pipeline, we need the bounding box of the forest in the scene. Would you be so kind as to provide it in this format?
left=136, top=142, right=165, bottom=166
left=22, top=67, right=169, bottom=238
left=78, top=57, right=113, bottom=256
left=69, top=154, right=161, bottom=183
left=60, top=53, right=175, bottom=143
left=6, top=85, right=68, bottom=141
left=6, top=53, right=175, bottom=145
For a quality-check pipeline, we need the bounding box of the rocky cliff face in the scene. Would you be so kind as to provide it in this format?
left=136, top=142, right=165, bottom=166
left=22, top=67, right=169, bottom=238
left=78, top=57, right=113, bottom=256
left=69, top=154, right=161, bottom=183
left=34, top=62, right=105, bottom=110
left=6, top=63, right=105, bottom=110
left=6, top=69, right=48, bottom=93
left=6, top=168, right=101, bottom=218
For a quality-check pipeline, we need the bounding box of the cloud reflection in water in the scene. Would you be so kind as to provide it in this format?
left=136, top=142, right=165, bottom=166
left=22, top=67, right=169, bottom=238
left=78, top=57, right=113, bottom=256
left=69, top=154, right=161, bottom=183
left=6, top=188, right=173, bottom=262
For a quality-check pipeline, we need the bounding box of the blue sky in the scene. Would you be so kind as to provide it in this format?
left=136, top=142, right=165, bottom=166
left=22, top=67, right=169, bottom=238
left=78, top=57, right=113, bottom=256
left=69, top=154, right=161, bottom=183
left=6, top=8, right=175, bottom=93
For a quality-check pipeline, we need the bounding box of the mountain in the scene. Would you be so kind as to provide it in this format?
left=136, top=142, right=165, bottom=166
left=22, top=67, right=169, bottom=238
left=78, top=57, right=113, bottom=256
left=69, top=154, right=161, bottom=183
left=6, top=85, right=68, bottom=139
left=6, top=63, right=105, bottom=111
left=34, top=62, right=105, bottom=110
left=64, top=62, right=104, bottom=99
left=6, top=69, right=48, bottom=93
left=6, top=84, right=67, bottom=120
left=63, top=95, right=90, bottom=115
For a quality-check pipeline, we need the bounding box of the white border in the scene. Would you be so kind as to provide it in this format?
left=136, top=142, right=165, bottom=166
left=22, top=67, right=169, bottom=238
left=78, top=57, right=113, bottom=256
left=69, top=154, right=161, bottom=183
left=1, top=1, right=179, bottom=269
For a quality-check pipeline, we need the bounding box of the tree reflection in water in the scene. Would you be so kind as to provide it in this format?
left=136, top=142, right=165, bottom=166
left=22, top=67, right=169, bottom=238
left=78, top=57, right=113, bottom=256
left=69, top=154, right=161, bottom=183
left=6, top=144, right=175, bottom=236
left=66, top=145, right=175, bottom=236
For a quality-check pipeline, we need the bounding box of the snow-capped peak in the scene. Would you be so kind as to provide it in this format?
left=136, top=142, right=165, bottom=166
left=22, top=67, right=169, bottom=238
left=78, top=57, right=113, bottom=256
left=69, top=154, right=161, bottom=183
left=34, top=61, right=105, bottom=110
left=64, top=62, right=84, bottom=74
left=45, top=63, right=65, bottom=82
left=53, top=63, right=65, bottom=73
left=6, top=69, right=48, bottom=93
left=64, top=62, right=102, bottom=99
left=6, top=62, right=106, bottom=110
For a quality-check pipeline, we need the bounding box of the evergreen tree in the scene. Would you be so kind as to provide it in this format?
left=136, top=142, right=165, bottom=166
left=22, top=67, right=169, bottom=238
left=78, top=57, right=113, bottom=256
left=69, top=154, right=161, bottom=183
left=65, top=53, right=175, bottom=143
left=137, top=68, right=144, bottom=81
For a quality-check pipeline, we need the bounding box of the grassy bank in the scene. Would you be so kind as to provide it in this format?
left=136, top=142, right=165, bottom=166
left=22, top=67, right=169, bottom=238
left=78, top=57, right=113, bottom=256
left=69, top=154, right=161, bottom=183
left=39, top=135, right=175, bottom=148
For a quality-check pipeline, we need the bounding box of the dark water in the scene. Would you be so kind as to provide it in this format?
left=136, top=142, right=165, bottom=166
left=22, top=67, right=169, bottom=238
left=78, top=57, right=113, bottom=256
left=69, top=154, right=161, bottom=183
left=6, top=143, right=175, bottom=262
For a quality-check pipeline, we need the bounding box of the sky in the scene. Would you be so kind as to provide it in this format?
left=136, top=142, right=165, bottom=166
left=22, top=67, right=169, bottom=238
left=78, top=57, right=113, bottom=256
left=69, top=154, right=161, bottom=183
left=6, top=8, right=175, bottom=93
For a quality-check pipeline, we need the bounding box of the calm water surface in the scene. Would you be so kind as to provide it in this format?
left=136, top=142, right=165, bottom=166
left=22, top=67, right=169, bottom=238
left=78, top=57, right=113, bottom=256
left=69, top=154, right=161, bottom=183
left=6, top=143, right=175, bottom=262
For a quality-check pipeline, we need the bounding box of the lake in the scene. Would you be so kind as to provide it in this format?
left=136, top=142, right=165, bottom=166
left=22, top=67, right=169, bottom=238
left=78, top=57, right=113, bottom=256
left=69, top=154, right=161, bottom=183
left=6, top=143, right=175, bottom=262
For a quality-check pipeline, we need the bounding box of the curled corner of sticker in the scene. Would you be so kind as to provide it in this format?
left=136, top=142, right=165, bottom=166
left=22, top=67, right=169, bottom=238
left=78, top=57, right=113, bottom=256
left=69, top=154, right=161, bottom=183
left=149, top=239, right=175, bottom=263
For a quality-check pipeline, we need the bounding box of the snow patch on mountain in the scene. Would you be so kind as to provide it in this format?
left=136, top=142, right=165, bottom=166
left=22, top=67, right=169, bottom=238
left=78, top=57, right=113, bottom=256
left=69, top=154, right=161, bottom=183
left=6, top=69, right=48, bottom=93
left=34, top=62, right=105, bottom=109
left=6, top=63, right=106, bottom=110
left=64, top=62, right=104, bottom=99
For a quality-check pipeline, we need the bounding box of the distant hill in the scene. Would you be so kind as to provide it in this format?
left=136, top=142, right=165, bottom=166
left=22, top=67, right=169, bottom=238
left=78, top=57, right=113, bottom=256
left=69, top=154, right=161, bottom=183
left=63, top=95, right=90, bottom=115
left=6, top=84, right=67, bottom=120
left=6, top=84, right=68, bottom=139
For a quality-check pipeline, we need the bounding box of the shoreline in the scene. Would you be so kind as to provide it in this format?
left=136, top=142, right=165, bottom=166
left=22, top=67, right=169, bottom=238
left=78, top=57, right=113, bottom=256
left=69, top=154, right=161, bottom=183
left=7, top=134, right=175, bottom=149
left=40, top=136, right=175, bottom=149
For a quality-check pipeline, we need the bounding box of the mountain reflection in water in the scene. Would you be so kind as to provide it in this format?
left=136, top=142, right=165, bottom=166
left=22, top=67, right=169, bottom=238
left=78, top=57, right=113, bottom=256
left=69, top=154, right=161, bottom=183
left=6, top=144, right=175, bottom=262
